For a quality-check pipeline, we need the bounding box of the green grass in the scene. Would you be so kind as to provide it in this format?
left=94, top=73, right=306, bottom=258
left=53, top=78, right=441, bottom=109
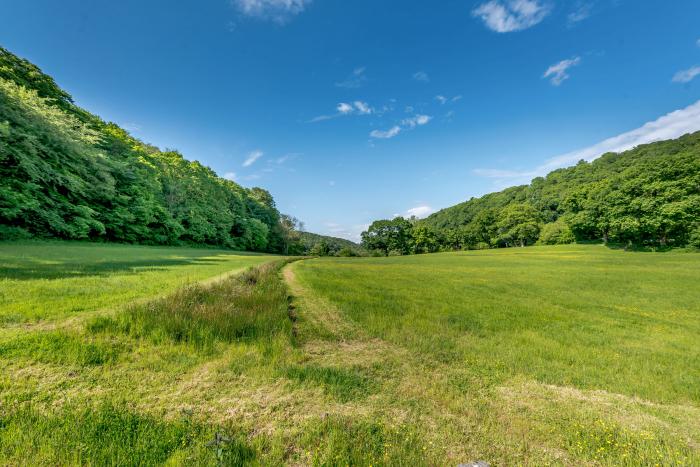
left=294, top=245, right=700, bottom=405
left=1, top=242, right=698, bottom=465
left=88, top=261, right=294, bottom=349
left=291, top=245, right=700, bottom=464
left=0, top=241, right=276, bottom=323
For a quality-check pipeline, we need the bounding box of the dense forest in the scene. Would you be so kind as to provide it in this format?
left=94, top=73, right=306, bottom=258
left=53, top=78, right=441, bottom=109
left=0, top=47, right=306, bottom=253
left=362, top=133, right=700, bottom=254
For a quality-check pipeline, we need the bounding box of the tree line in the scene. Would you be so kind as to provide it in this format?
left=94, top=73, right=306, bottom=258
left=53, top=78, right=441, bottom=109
left=0, top=47, right=304, bottom=253
left=362, top=132, right=700, bottom=254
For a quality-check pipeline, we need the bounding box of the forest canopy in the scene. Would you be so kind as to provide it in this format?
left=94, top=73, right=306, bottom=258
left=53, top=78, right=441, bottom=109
left=362, top=132, right=700, bottom=254
left=0, top=47, right=295, bottom=253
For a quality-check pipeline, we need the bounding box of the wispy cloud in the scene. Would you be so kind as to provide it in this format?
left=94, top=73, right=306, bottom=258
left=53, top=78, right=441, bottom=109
left=472, top=0, right=550, bottom=33
left=243, top=149, right=264, bottom=167
left=223, top=172, right=237, bottom=181
left=413, top=71, right=430, bottom=82
left=402, top=114, right=432, bottom=128
left=672, top=66, right=700, bottom=84
left=233, top=0, right=311, bottom=23
left=697, top=38, right=700, bottom=48
left=370, top=126, right=402, bottom=139
left=567, top=2, right=593, bottom=24
left=543, top=56, right=581, bottom=86
left=310, top=101, right=373, bottom=122
left=474, top=99, right=700, bottom=185
left=336, top=67, right=367, bottom=89
left=370, top=113, right=433, bottom=140
left=405, top=205, right=434, bottom=218
left=435, top=94, right=462, bottom=104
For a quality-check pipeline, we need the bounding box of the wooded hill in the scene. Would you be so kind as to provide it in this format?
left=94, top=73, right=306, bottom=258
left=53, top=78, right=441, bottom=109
left=362, top=132, right=700, bottom=254
left=0, top=47, right=293, bottom=253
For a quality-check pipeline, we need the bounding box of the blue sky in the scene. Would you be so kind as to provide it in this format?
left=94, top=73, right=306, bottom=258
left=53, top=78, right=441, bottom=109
left=2, top=0, right=700, bottom=240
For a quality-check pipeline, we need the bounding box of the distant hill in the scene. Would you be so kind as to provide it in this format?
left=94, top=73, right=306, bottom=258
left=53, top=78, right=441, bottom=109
left=299, top=232, right=366, bottom=256
left=362, top=132, right=700, bottom=254
left=0, top=46, right=294, bottom=253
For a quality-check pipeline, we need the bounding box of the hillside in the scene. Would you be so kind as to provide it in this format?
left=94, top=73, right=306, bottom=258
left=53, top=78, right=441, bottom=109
left=298, top=231, right=365, bottom=256
left=0, top=47, right=291, bottom=252
left=362, top=133, right=700, bottom=254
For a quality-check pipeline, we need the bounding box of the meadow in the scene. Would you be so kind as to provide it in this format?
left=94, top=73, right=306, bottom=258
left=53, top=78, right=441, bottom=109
left=0, top=241, right=276, bottom=324
left=0, top=242, right=698, bottom=465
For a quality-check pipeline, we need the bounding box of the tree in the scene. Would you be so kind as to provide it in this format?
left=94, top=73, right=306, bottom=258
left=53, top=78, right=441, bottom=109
left=496, top=203, right=541, bottom=247
left=361, top=217, right=413, bottom=255
left=410, top=225, right=439, bottom=254
left=538, top=218, right=575, bottom=245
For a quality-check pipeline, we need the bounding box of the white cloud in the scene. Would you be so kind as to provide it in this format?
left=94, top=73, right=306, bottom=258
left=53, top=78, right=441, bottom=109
left=405, top=205, right=434, bottom=218
left=223, top=172, right=237, bottom=181
left=436, top=95, right=462, bottom=104
left=402, top=114, right=432, bottom=128
left=370, top=126, right=402, bottom=139
left=310, top=101, right=373, bottom=122
left=243, top=149, right=264, bottom=167
left=337, top=102, right=354, bottom=114
left=543, top=56, right=581, bottom=86
left=322, top=222, right=369, bottom=242
left=354, top=101, right=372, bottom=115
left=233, top=0, right=310, bottom=22
left=567, top=2, right=592, bottom=24
left=370, top=114, right=432, bottom=140
left=413, top=71, right=430, bottom=82
left=472, top=0, right=550, bottom=33
left=336, top=67, right=367, bottom=89
left=672, top=66, right=700, bottom=84
left=474, top=99, right=700, bottom=185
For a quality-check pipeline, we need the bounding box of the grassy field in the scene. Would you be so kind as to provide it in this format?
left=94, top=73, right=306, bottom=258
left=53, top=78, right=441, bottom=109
left=290, top=245, right=700, bottom=465
left=1, top=242, right=698, bottom=465
left=0, top=241, right=276, bottom=324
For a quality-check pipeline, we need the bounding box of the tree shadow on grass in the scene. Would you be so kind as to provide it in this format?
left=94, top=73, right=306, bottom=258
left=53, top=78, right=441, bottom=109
left=0, top=256, right=233, bottom=281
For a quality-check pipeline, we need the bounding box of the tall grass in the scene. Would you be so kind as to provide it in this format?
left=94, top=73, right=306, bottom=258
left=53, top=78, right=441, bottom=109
left=88, top=261, right=294, bottom=349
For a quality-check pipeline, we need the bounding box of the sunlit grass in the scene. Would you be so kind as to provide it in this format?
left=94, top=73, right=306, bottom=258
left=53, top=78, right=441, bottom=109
left=1, top=242, right=698, bottom=465
left=0, top=240, right=276, bottom=323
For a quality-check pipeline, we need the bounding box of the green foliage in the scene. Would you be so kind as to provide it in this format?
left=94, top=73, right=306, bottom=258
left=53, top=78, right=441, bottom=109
left=0, top=47, right=290, bottom=252
left=398, top=133, right=700, bottom=251
left=361, top=217, right=414, bottom=255
left=495, top=202, right=541, bottom=247
left=538, top=218, right=576, bottom=245
left=298, top=231, right=365, bottom=256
